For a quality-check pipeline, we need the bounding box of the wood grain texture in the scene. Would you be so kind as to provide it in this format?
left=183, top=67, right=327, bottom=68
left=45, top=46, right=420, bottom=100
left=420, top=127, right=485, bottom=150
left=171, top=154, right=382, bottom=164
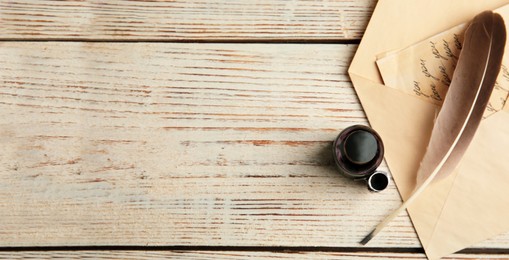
left=1, top=42, right=509, bottom=251
left=0, top=0, right=376, bottom=41
left=0, top=250, right=507, bottom=259
left=0, top=42, right=414, bottom=247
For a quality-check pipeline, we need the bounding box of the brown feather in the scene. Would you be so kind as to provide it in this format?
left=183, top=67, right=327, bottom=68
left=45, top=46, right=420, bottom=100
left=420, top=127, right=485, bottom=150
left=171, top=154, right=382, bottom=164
left=361, top=10, right=506, bottom=245
left=415, top=11, right=506, bottom=186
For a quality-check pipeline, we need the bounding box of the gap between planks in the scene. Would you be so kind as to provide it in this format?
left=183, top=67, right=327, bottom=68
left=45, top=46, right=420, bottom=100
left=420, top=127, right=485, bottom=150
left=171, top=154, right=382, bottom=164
left=1, top=245, right=508, bottom=255
left=0, top=39, right=361, bottom=44
left=0, top=246, right=424, bottom=254
left=1, top=247, right=509, bottom=260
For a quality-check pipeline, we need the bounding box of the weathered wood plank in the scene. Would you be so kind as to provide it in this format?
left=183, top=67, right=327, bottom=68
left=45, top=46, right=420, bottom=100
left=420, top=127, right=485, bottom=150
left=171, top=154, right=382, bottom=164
left=0, top=42, right=412, bottom=247
left=0, top=0, right=376, bottom=41
left=0, top=250, right=507, bottom=259
left=0, top=42, right=508, bottom=250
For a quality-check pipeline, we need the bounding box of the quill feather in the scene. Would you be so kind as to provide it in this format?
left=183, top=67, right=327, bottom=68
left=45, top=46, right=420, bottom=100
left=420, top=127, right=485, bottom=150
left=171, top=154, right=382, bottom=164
left=361, top=11, right=506, bottom=245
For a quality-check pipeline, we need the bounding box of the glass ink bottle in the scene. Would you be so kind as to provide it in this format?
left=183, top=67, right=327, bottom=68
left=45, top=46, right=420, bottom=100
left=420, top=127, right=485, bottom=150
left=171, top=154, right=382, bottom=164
left=332, top=125, right=389, bottom=192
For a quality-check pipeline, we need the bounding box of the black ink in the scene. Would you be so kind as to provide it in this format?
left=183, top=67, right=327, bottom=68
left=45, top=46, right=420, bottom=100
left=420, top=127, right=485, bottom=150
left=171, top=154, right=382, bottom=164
left=368, top=172, right=389, bottom=192
left=443, top=39, right=458, bottom=60
left=413, top=81, right=430, bottom=97
left=420, top=59, right=439, bottom=81
left=430, top=83, right=442, bottom=102
left=430, top=41, right=448, bottom=60
left=332, top=125, right=385, bottom=183
left=496, top=65, right=509, bottom=92
left=502, top=65, right=509, bottom=82
left=486, top=102, right=496, bottom=112
left=453, top=34, right=462, bottom=50
left=439, top=65, right=451, bottom=86
left=344, top=131, right=378, bottom=164
left=495, top=81, right=502, bottom=90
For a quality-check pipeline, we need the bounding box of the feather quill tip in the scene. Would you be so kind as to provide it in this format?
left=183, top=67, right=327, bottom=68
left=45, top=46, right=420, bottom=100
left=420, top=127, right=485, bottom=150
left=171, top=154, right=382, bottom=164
left=360, top=230, right=375, bottom=245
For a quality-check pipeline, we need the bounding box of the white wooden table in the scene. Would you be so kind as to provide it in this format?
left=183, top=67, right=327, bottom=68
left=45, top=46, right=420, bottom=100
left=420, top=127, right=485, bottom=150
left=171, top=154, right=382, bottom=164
left=1, top=1, right=509, bottom=259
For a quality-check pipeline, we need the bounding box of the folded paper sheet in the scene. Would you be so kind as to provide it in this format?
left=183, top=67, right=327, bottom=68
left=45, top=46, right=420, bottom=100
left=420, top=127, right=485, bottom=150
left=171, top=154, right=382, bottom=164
left=349, top=1, right=509, bottom=259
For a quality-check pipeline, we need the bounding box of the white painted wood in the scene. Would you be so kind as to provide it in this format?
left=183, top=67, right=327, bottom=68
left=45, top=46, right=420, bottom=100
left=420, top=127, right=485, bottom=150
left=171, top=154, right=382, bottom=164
left=0, top=0, right=506, bottom=256
left=1, top=42, right=509, bottom=252
left=0, top=0, right=376, bottom=40
left=0, top=42, right=415, bottom=247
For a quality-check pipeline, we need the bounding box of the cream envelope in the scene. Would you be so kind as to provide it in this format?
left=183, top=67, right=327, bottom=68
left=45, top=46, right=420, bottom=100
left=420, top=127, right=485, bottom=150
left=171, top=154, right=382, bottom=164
left=349, top=0, right=509, bottom=259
